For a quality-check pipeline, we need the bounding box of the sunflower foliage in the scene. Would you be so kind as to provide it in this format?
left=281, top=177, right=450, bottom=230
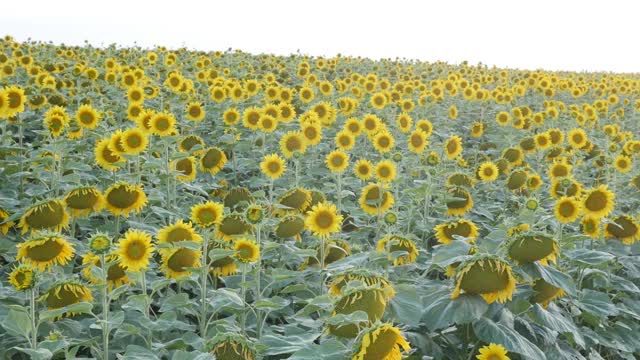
left=0, top=34, right=640, bottom=360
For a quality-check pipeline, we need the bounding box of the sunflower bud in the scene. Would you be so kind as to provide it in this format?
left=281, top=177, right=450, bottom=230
left=89, top=233, right=112, bottom=254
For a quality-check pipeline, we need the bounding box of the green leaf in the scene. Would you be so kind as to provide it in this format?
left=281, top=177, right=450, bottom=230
left=123, top=345, right=160, bottom=360
left=171, top=350, right=214, bottom=360
left=13, top=348, right=53, bottom=360
left=423, top=290, right=488, bottom=330
left=255, top=296, right=290, bottom=311
left=565, top=249, right=614, bottom=265
left=2, top=310, right=31, bottom=338
left=39, top=302, right=93, bottom=322
left=290, top=339, right=349, bottom=360
left=474, top=317, right=546, bottom=360
left=531, top=304, right=585, bottom=348
left=261, top=332, right=322, bottom=356
left=431, top=241, right=471, bottom=267
left=576, top=289, right=619, bottom=317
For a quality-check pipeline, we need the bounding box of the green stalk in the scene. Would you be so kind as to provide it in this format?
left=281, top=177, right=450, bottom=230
left=100, top=254, right=110, bottom=360
left=255, top=224, right=263, bottom=339
left=240, top=263, right=248, bottom=335
left=30, top=287, right=37, bottom=350
left=199, top=233, right=209, bottom=337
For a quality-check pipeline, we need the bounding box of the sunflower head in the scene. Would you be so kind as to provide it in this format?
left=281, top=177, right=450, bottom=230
left=16, top=233, right=75, bottom=271
left=224, top=187, right=254, bottom=211
left=581, top=185, right=615, bottom=219
left=359, top=183, right=395, bottom=215
left=434, top=219, right=479, bottom=244
left=89, top=232, right=112, bottom=254
left=161, top=247, right=202, bottom=279
left=157, top=219, right=202, bottom=245
left=301, top=239, right=351, bottom=269
left=8, top=264, right=36, bottom=291
left=208, top=333, right=256, bottom=360
left=452, top=255, right=516, bottom=304
left=376, top=235, right=418, bottom=266
left=445, top=187, right=473, bottom=216
left=275, top=215, right=305, bottom=239
left=209, top=240, right=237, bottom=276
left=260, top=153, right=286, bottom=179
left=605, top=215, right=640, bottom=244
left=64, top=186, right=105, bottom=218
left=476, top=343, right=510, bottom=360
left=18, top=199, right=70, bottom=234
left=352, top=323, right=411, bottom=360
left=199, top=147, right=227, bottom=174
left=328, top=286, right=388, bottom=338
left=115, top=229, right=155, bottom=272
left=104, top=182, right=147, bottom=217
left=277, top=187, right=312, bottom=215
left=245, top=204, right=264, bottom=224
left=191, top=201, right=224, bottom=228
left=234, top=238, right=260, bottom=263
left=507, top=233, right=558, bottom=265
left=41, top=280, right=93, bottom=319
left=530, top=279, right=565, bottom=308
left=304, top=202, right=343, bottom=238
left=217, top=214, right=252, bottom=241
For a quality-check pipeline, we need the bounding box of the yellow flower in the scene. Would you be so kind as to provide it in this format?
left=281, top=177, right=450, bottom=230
left=446, top=187, right=473, bottom=216
left=8, top=264, right=36, bottom=291
left=335, top=130, right=356, bottom=150
left=104, top=182, right=147, bottom=217
left=376, top=235, right=418, bottom=266
left=352, top=323, right=411, bottom=360
left=157, top=219, right=202, bottom=245
left=614, top=154, right=632, bottom=173
left=120, top=128, right=148, bottom=155
left=199, top=147, right=227, bottom=174
left=115, top=229, right=155, bottom=272
left=234, top=238, right=260, bottom=263
left=554, top=196, right=581, bottom=223
left=372, top=131, right=395, bottom=153
left=95, top=138, right=123, bottom=171
left=326, top=150, right=349, bottom=173
left=191, top=201, right=224, bottom=228
left=161, top=247, right=201, bottom=279
left=359, top=183, right=395, bottom=215
left=304, top=202, right=343, bottom=238
left=260, top=153, right=286, bottom=179
left=452, top=257, right=516, bottom=304
left=476, top=343, right=510, bottom=360
left=434, top=219, right=478, bottom=244
left=301, top=123, right=322, bottom=146
left=531, top=279, right=565, bottom=308
left=75, top=104, right=101, bottom=129
left=185, top=102, right=205, bottom=121
left=173, top=156, right=197, bottom=182
left=0, top=207, right=15, bottom=234
left=605, top=215, right=639, bottom=244
left=64, top=186, right=105, bottom=218
left=41, top=281, right=93, bottom=318
left=354, top=159, right=374, bottom=181
left=329, top=287, right=387, bottom=338
left=407, top=130, right=428, bottom=154
left=375, top=160, right=397, bottom=183
left=477, top=162, right=498, bottom=182
left=18, top=199, right=70, bottom=234
left=150, top=111, right=176, bottom=136
left=280, top=131, right=307, bottom=158
left=81, top=253, right=131, bottom=289
left=444, top=135, right=463, bottom=159
left=581, top=185, right=615, bottom=219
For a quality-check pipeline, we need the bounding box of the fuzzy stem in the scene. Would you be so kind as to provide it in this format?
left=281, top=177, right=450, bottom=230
left=100, top=254, right=110, bottom=360
left=199, top=234, right=209, bottom=337
left=30, top=287, right=37, bottom=350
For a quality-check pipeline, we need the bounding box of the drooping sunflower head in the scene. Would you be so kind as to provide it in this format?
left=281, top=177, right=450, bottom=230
left=233, top=238, right=260, bottom=263
left=81, top=253, right=130, bottom=289
left=549, top=176, right=582, bottom=199
left=506, top=169, right=528, bottom=191
left=95, top=138, right=123, bottom=171
left=581, top=185, right=615, bottom=219
left=476, top=343, right=510, bottom=360
left=217, top=214, right=253, bottom=241
left=172, top=156, right=197, bottom=182
left=328, top=270, right=395, bottom=299
left=452, top=255, right=517, bottom=304
left=434, top=219, right=479, bottom=244
left=208, top=333, right=256, bottom=360
left=18, top=199, right=70, bottom=234
left=328, top=286, right=388, bottom=338
left=209, top=240, right=237, bottom=276
left=275, top=215, right=305, bottom=239
left=64, top=186, right=105, bottom=218
left=304, top=202, right=343, bottom=238
left=157, top=219, right=202, bottom=245
left=376, top=235, right=418, bottom=266
left=530, top=279, right=565, bottom=308
left=41, top=280, right=93, bottom=319
left=446, top=172, right=475, bottom=188
left=115, top=229, right=155, bottom=272
left=161, top=246, right=202, bottom=279
left=507, top=233, right=559, bottom=265
left=359, top=183, right=395, bottom=215
left=104, top=182, right=147, bottom=217
left=260, top=153, right=286, bottom=180
left=0, top=207, right=15, bottom=235
left=191, top=201, right=224, bottom=228
left=8, top=264, right=36, bottom=291
left=199, top=147, right=227, bottom=174
left=605, top=215, right=640, bottom=245
left=277, top=187, right=312, bottom=215
left=224, top=187, right=254, bottom=211
left=178, top=135, right=205, bottom=153
left=445, top=187, right=473, bottom=216
left=301, top=239, right=351, bottom=269
left=352, top=323, right=411, bottom=360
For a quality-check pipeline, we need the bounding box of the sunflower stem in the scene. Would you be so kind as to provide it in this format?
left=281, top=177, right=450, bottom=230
left=29, top=287, right=37, bottom=350
left=140, top=272, right=151, bottom=348
left=336, top=172, right=342, bottom=211
left=255, top=224, right=263, bottom=339
left=100, top=254, right=110, bottom=360
left=319, top=236, right=326, bottom=295
left=240, top=263, right=248, bottom=335
left=199, top=234, right=209, bottom=337
left=17, top=114, right=24, bottom=198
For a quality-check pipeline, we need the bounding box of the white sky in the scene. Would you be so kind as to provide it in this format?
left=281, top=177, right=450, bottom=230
left=2, top=0, right=639, bottom=73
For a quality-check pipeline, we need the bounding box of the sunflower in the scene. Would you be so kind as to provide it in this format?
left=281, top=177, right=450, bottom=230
left=326, top=150, right=349, bottom=173
left=305, top=202, right=343, bottom=238
left=242, top=107, right=261, bottom=130
left=345, top=117, right=363, bottom=136
left=191, top=201, right=224, bottom=228
left=506, top=169, right=528, bottom=191
left=126, top=86, right=145, bottom=104
left=161, top=247, right=201, bottom=279
left=275, top=215, right=305, bottom=239
left=581, top=216, right=601, bottom=238
left=301, top=122, right=322, bottom=146
left=199, top=147, right=227, bottom=174
left=209, top=334, right=256, bottom=360
left=185, top=102, right=205, bottom=121
left=362, top=114, right=381, bottom=135
left=567, top=128, right=588, bottom=148
left=120, top=128, right=148, bottom=155
left=18, top=199, right=70, bottom=234
left=64, top=186, right=105, bottom=217
left=150, top=111, right=177, bottom=136
left=41, top=281, right=93, bottom=318
left=352, top=323, right=411, bottom=360
left=169, top=156, right=196, bottom=182
left=534, top=132, right=552, bottom=150
left=495, top=111, right=511, bottom=126
left=502, top=147, right=523, bottom=167
left=178, top=135, right=205, bottom=153
left=477, top=162, right=499, bottom=182
left=452, top=256, right=516, bottom=304
left=75, top=104, right=101, bottom=129
left=104, top=182, right=147, bottom=217
left=407, top=129, right=428, bottom=154
left=373, top=131, right=395, bottom=153
left=3, top=85, right=26, bottom=115
left=277, top=187, right=312, bottom=215
left=234, top=238, right=260, bottom=263
left=335, top=130, right=356, bottom=150
left=109, top=130, right=128, bottom=155
left=209, top=240, right=238, bottom=276
left=434, top=219, right=479, bottom=244
left=280, top=131, right=307, bottom=158
left=476, top=343, right=510, bottom=360
left=217, top=214, right=252, bottom=241
left=470, top=122, right=485, bottom=138
left=95, top=138, right=123, bottom=170
left=0, top=207, right=15, bottom=234
left=329, top=287, right=387, bottom=338
left=614, top=154, right=632, bottom=173
left=157, top=219, right=203, bottom=245
left=508, top=234, right=559, bottom=265
left=328, top=270, right=396, bottom=299
left=444, top=135, right=463, bottom=160
left=374, top=160, right=397, bottom=183
left=260, top=153, right=286, bottom=180
left=81, top=253, right=130, bottom=289
left=44, top=109, right=69, bottom=137
left=531, top=279, right=565, bottom=308
left=224, top=187, right=254, bottom=210
left=359, top=183, right=395, bottom=215
left=605, top=215, right=640, bottom=244
left=376, top=235, right=418, bottom=266
left=445, top=187, right=473, bottom=216
left=222, top=108, right=240, bottom=125
left=354, top=159, right=374, bottom=181
left=8, top=264, right=36, bottom=291
left=301, top=239, right=351, bottom=269
left=550, top=177, right=582, bottom=198
left=115, top=229, right=154, bottom=272
left=554, top=196, right=581, bottom=223
left=581, top=185, right=615, bottom=219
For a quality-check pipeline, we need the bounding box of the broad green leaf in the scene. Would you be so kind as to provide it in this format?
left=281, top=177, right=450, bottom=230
left=474, top=317, right=546, bottom=360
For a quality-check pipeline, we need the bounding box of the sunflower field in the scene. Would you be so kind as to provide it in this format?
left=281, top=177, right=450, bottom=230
left=1, top=34, right=640, bottom=360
